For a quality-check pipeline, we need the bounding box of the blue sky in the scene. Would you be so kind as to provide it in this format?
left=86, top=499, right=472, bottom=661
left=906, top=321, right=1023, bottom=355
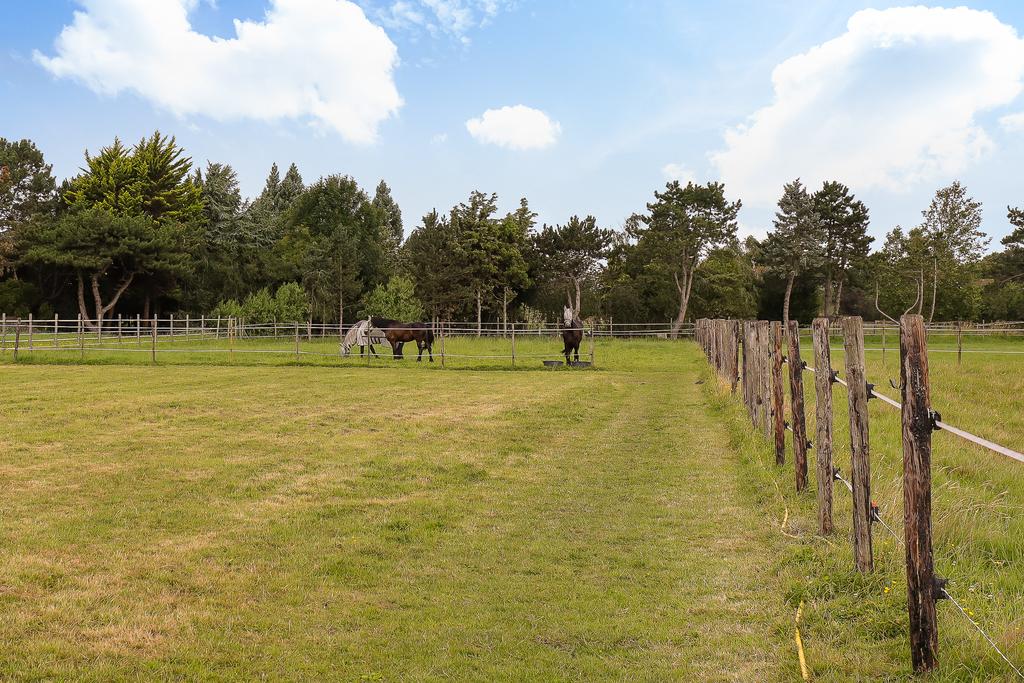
left=4, top=1, right=1024, bottom=248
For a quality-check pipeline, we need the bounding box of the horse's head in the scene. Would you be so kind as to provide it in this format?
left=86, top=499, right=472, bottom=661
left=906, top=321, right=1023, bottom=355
left=563, top=306, right=575, bottom=327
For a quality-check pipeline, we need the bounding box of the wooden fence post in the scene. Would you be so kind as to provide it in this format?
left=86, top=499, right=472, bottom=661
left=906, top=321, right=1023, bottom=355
left=136, top=314, right=142, bottom=346
left=511, top=322, right=517, bottom=368
left=78, top=314, right=84, bottom=360
left=752, top=322, right=764, bottom=431
left=956, top=321, right=962, bottom=367
left=745, top=321, right=753, bottom=428
left=730, top=320, right=739, bottom=394
left=771, top=321, right=786, bottom=465
left=54, top=314, right=59, bottom=349
left=589, top=326, right=595, bottom=367
left=295, top=321, right=300, bottom=360
left=812, top=318, right=834, bottom=535
left=1, top=312, right=6, bottom=352
left=27, top=313, right=33, bottom=351
left=440, top=320, right=447, bottom=368
left=118, top=313, right=123, bottom=344
left=843, top=316, right=873, bottom=573
left=13, top=322, right=20, bottom=361
left=787, top=320, right=809, bottom=491
left=759, top=322, right=771, bottom=435
left=151, top=317, right=157, bottom=363
left=900, top=314, right=939, bottom=673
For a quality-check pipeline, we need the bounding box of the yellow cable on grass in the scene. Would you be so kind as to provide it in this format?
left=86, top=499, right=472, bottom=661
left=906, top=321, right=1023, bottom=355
left=795, top=600, right=810, bottom=681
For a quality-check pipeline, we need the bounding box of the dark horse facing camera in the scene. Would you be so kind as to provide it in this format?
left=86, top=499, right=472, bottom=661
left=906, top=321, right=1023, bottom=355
left=370, top=317, right=435, bottom=362
left=561, top=306, right=583, bottom=364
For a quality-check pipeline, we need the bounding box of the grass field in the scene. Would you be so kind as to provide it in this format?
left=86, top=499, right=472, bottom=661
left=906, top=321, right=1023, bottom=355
left=2, top=334, right=1022, bottom=680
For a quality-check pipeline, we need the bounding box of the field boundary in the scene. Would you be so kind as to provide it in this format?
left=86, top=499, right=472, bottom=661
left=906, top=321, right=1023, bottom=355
left=696, top=316, right=1024, bottom=679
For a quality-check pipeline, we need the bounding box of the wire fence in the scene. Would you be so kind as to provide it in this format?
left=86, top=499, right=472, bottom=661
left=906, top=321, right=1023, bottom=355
left=696, top=317, right=1024, bottom=679
left=0, top=316, right=700, bottom=368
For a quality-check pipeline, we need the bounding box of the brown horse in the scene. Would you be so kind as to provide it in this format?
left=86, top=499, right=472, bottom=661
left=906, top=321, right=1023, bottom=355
left=561, top=306, right=583, bottom=364
left=371, top=317, right=435, bottom=362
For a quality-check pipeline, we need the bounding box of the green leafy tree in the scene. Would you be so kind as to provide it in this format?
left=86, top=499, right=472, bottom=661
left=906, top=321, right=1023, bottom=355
left=628, top=181, right=741, bottom=337
left=917, top=181, right=987, bottom=322
left=282, top=175, right=385, bottom=326
left=211, top=282, right=309, bottom=324
left=28, top=133, right=200, bottom=320
left=813, top=181, right=871, bottom=318
left=358, top=275, right=425, bottom=320
left=402, top=210, right=467, bottom=318
left=533, top=214, right=611, bottom=316
left=1, top=138, right=57, bottom=276
left=19, top=207, right=189, bottom=328
left=761, top=179, right=822, bottom=327
left=690, top=246, right=758, bottom=319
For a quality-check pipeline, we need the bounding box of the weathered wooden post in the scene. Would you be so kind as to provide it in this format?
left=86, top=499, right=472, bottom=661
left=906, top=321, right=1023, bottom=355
left=812, top=318, right=834, bottom=535
left=787, top=320, right=809, bottom=491
left=27, top=313, right=33, bottom=351
left=956, top=321, right=962, bottom=367
left=78, top=314, right=84, bottom=360
left=727, top=320, right=737, bottom=394
left=1, top=313, right=6, bottom=352
left=511, top=322, right=517, bottom=368
left=13, top=322, right=20, bottom=361
left=136, top=314, right=142, bottom=346
left=900, top=314, right=939, bottom=673
left=151, top=317, right=157, bottom=363
left=440, top=320, right=447, bottom=369
left=169, top=314, right=174, bottom=341
left=53, top=313, right=59, bottom=349
left=771, top=321, right=786, bottom=465
left=752, top=322, right=764, bottom=431
left=843, top=316, right=873, bottom=572
left=118, top=313, right=123, bottom=344
left=763, top=322, right=774, bottom=435
left=186, top=314, right=191, bottom=339
left=743, top=322, right=754, bottom=424
left=229, top=317, right=235, bottom=358
left=589, top=326, right=595, bottom=367
left=295, top=321, right=300, bottom=360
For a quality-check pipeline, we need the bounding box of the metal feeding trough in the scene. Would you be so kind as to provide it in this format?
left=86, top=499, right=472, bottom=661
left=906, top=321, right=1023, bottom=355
left=542, top=360, right=564, bottom=368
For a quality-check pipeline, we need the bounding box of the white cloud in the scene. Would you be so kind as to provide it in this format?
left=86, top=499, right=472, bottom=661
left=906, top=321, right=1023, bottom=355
left=378, top=0, right=512, bottom=41
left=466, top=105, right=560, bottom=150
left=1000, top=111, right=1024, bottom=131
left=35, top=0, right=402, bottom=143
left=661, top=163, right=695, bottom=184
left=710, top=6, right=1024, bottom=206
left=430, top=132, right=448, bottom=144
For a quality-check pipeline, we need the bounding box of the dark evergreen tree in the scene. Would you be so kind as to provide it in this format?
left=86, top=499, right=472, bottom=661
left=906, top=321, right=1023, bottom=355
left=760, top=179, right=822, bottom=327
left=813, top=181, right=871, bottom=317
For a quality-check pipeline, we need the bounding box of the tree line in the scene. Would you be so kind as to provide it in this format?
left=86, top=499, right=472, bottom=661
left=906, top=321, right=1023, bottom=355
left=1, top=133, right=1023, bottom=332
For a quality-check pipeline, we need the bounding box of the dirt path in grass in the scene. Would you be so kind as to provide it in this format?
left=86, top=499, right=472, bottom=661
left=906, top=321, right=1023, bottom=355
left=432, top=354, right=794, bottom=680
